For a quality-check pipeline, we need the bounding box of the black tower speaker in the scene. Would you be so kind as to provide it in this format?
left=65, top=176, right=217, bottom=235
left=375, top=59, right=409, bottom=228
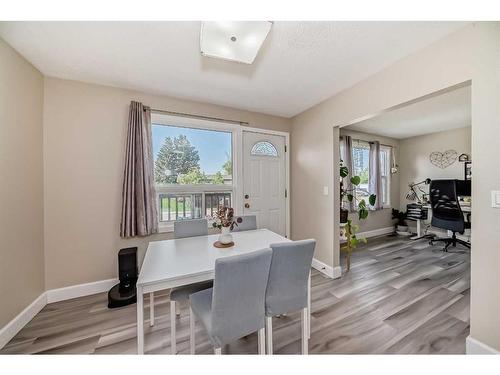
left=108, top=247, right=138, bottom=308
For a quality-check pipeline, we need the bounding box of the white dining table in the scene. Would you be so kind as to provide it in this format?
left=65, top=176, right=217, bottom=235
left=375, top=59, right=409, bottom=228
left=136, top=228, right=310, bottom=354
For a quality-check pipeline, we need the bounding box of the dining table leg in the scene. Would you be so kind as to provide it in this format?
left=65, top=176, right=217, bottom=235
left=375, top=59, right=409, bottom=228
left=137, top=285, right=144, bottom=354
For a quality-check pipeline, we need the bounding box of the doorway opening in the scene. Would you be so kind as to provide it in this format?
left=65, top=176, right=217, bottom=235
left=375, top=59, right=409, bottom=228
left=331, top=81, right=472, bottom=354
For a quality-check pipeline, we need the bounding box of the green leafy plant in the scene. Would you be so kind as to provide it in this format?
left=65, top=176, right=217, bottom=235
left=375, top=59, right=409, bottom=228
left=177, top=167, right=208, bottom=184
left=341, top=219, right=367, bottom=271
left=339, top=161, right=377, bottom=271
left=340, top=161, right=376, bottom=221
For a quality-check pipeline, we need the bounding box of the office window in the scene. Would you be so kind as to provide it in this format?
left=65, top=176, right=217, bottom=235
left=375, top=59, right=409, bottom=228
left=352, top=140, right=370, bottom=205
left=380, top=145, right=391, bottom=207
left=152, top=122, right=233, bottom=227
left=348, top=140, right=392, bottom=209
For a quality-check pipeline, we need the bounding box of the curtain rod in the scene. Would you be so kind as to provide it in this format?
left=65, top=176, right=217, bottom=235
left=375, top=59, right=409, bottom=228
left=367, top=141, right=395, bottom=149
left=340, top=135, right=395, bottom=149
left=146, top=108, right=249, bottom=126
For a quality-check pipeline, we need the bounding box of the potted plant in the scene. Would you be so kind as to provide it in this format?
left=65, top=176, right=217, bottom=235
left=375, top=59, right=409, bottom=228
left=212, top=206, right=242, bottom=245
left=392, top=209, right=408, bottom=233
left=339, top=161, right=376, bottom=271
left=340, top=161, right=375, bottom=223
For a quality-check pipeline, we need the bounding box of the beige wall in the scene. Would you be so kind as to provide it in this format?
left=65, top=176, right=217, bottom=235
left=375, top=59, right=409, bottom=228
left=290, top=23, right=500, bottom=350
left=468, top=25, right=500, bottom=352
left=0, top=39, right=45, bottom=327
left=339, top=128, right=400, bottom=233
left=43, top=77, right=291, bottom=290
left=399, top=126, right=471, bottom=209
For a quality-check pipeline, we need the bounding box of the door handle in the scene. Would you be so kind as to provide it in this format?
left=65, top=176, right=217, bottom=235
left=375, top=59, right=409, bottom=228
left=244, top=194, right=249, bottom=199
left=245, top=203, right=250, bottom=208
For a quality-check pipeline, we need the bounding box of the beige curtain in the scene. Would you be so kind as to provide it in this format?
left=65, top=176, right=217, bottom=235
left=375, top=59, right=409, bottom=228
left=340, top=135, right=355, bottom=212
left=120, top=101, right=158, bottom=237
left=369, top=141, right=383, bottom=210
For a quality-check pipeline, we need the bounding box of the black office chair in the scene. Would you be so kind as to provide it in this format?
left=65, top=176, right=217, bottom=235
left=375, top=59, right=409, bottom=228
left=429, top=179, right=470, bottom=251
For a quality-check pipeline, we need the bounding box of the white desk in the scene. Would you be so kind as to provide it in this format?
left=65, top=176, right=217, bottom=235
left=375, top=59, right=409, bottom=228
left=136, top=228, right=298, bottom=354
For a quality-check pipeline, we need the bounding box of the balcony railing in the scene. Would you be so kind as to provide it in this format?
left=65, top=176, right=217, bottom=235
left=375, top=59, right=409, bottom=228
left=205, top=192, right=232, bottom=218
left=159, top=192, right=232, bottom=222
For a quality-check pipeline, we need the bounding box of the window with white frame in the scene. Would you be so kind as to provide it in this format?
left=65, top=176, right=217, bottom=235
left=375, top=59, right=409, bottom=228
left=151, top=113, right=236, bottom=230
left=347, top=140, right=392, bottom=209
left=351, top=140, right=371, bottom=206
left=379, top=145, right=391, bottom=207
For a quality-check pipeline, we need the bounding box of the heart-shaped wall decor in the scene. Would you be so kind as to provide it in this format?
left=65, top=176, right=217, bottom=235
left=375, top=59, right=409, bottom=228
left=429, top=150, right=458, bottom=169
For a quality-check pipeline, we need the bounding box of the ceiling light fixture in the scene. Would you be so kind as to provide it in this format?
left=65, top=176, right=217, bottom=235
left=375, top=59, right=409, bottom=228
left=200, top=21, right=272, bottom=64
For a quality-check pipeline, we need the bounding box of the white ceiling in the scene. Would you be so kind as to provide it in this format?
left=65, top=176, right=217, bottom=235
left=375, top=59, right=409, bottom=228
left=347, top=84, right=471, bottom=139
left=0, top=21, right=467, bottom=118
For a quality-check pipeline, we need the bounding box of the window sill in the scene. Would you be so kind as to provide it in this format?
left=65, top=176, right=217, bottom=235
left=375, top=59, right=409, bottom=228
left=158, top=224, right=174, bottom=233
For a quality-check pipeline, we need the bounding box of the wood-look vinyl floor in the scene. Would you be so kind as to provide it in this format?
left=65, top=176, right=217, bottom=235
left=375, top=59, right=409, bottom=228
left=1, top=235, right=470, bottom=354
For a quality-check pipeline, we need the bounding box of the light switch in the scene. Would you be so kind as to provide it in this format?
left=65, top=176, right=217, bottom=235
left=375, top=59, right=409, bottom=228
left=491, top=191, right=500, bottom=208
left=323, top=186, right=329, bottom=196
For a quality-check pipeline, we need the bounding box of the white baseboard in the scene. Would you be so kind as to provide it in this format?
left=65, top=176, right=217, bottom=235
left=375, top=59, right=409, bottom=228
left=340, top=226, right=395, bottom=244
left=0, top=292, right=47, bottom=349
left=466, top=335, right=500, bottom=354
left=0, top=278, right=119, bottom=349
left=357, top=226, right=395, bottom=239
left=312, top=258, right=342, bottom=279
left=46, top=278, right=118, bottom=303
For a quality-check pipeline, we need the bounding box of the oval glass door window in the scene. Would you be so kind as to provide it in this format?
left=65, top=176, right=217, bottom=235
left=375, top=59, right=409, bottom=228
left=251, top=141, right=278, bottom=157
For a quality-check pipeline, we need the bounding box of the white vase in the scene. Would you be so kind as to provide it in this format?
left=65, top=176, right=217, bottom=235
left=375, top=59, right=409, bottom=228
left=219, top=226, right=233, bottom=244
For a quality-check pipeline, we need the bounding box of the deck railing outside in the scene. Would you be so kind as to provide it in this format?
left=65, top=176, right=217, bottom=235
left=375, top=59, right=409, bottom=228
left=159, top=192, right=232, bottom=222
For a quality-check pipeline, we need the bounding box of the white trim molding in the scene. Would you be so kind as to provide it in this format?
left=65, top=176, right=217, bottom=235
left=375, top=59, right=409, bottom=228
left=312, top=258, right=342, bottom=279
left=340, top=226, right=395, bottom=245
left=46, top=278, right=118, bottom=303
left=0, top=278, right=120, bottom=350
left=357, top=226, right=395, bottom=239
left=466, top=336, right=500, bottom=354
left=0, top=293, right=47, bottom=349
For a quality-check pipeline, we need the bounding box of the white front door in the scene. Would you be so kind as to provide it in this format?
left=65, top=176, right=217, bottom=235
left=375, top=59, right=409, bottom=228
left=242, top=131, right=287, bottom=236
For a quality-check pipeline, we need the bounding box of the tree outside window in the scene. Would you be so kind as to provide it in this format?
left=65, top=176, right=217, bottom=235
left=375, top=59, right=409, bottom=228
left=152, top=123, right=233, bottom=224
left=154, top=133, right=231, bottom=185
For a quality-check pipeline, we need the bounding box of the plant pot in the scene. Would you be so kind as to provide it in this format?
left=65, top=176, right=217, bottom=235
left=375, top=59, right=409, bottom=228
left=397, top=225, right=409, bottom=232
left=340, top=208, right=349, bottom=224
left=218, top=226, right=233, bottom=245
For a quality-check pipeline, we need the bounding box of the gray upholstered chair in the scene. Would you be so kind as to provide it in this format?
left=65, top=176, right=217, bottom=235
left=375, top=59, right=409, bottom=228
left=165, top=219, right=213, bottom=354
left=189, top=248, right=272, bottom=354
left=265, top=239, right=315, bottom=354
left=231, top=215, right=257, bottom=232
left=173, top=218, right=208, bottom=239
